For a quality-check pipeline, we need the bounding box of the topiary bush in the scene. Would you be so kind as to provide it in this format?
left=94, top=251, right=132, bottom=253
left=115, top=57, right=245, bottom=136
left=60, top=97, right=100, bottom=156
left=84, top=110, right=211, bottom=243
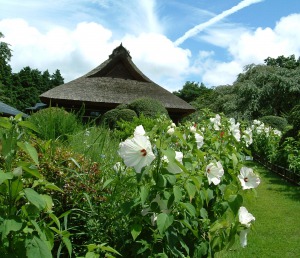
left=128, top=97, right=169, bottom=118
left=102, top=108, right=137, bottom=129
left=115, top=113, right=160, bottom=140
left=115, top=103, right=128, bottom=110
left=27, top=107, right=82, bottom=141
left=259, top=115, right=288, bottom=131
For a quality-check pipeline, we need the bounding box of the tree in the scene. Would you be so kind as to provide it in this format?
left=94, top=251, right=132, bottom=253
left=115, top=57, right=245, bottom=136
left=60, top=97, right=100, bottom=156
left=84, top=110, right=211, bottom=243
left=173, top=81, right=210, bottom=102
left=0, top=32, right=13, bottom=98
left=50, top=69, right=64, bottom=87
left=234, top=60, right=300, bottom=119
left=264, top=55, right=300, bottom=69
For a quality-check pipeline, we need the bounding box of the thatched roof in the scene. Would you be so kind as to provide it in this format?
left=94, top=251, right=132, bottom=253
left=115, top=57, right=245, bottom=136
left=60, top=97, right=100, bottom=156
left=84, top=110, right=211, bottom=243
left=40, top=44, right=195, bottom=120
left=0, top=101, right=28, bottom=117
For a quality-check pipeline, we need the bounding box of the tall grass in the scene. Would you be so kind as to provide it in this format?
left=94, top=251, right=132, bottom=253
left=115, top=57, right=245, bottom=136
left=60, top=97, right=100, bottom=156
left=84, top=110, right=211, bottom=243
left=68, top=126, right=120, bottom=165
left=216, top=161, right=300, bottom=258
left=27, top=107, right=83, bottom=141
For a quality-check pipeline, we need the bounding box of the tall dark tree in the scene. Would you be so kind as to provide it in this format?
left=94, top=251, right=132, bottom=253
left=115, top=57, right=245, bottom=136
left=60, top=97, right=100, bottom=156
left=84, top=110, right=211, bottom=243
left=51, top=69, right=64, bottom=87
left=0, top=32, right=13, bottom=102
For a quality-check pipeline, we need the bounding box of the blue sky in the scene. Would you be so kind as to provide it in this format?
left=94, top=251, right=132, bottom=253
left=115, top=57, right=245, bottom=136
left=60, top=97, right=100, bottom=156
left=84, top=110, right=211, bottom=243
left=0, top=0, right=300, bottom=92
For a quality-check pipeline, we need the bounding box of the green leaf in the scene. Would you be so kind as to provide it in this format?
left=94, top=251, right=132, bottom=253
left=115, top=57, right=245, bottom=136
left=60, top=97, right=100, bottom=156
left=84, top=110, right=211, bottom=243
left=85, top=252, right=99, bottom=258
left=184, top=181, right=196, bottom=202
left=62, top=236, right=73, bottom=257
left=87, top=244, right=98, bottom=252
left=102, top=178, right=114, bottom=190
left=100, top=245, right=122, bottom=256
left=24, top=188, right=46, bottom=210
left=19, top=162, right=42, bottom=179
left=140, top=186, right=149, bottom=206
left=22, top=204, right=40, bottom=219
left=0, top=171, right=13, bottom=184
left=200, top=208, right=208, bottom=219
left=49, top=213, right=60, bottom=229
left=45, top=183, right=63, bottom=193
left=18, top=120, right=40, bottom=134
left=191, top=175, right=202, bottom=191
left=30, top=220, right=47, bottom=242
left=131, top=223, right=142, bottom=240
left=173, top=185, right=182, bottom=203
left=231, top=153, right=238, bottom=169
left=15, top=113, right=23, bottom=121
left=41, top=194, right=53, bottom=211
left=26, top=235, right=52, bottom=258
left=68, top=157, right=81, bottom=169
left=156, top=213, right=174, bottom=235
left=165, top=174, right=176, bottom=185
left=228, top=194, right=243, bottom=214
left=157, top=174, right=167, bottom=187
left=180, top=202, right=196, bottom=217
left=1, top=218, right=23, bottom=239
left=180, top=219, right=198, bottom=238
left=11, top=178, right=23, bottom=200
left=17, top=142, right=39, bottom=166
left=0, top=117, right=12, bottom=129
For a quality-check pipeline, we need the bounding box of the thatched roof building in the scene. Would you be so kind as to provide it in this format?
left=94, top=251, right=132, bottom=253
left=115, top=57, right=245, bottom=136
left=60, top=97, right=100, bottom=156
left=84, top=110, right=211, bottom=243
left=40, top=44, right=195, bottom=121
left=0, top=101, right=28, bottom=118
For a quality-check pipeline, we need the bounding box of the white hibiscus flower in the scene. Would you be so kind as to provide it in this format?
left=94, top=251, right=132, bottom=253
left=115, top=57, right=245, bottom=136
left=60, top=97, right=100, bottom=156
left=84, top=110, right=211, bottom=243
left=118, top=133, right=155, bottom=173
left=238, top=167, right=260, bottom=190
left=206, top=161, right=224, bottom=185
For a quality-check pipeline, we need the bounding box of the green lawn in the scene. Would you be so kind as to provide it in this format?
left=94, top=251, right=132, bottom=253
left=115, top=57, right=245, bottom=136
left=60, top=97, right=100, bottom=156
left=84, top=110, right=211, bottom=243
left=216, top=161, right=300, bottom=258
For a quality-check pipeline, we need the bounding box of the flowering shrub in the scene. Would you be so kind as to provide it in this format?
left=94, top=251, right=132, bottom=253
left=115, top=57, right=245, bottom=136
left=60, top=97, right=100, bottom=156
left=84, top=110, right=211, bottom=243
left=116, top=112, right=260, bottom=257
left=250, top=119, right=282, bottom=163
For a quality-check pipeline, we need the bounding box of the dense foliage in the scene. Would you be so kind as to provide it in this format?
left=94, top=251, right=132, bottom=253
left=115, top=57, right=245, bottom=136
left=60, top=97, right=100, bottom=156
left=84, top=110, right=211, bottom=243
left=0, top=111, right=263, bottom=257
left=102, top=97, right=168, bottom=129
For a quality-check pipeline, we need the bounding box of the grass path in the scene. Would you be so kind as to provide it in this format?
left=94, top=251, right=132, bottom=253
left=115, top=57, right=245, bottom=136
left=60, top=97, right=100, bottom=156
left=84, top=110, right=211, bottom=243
left=216, top=161, right=300, bottom=258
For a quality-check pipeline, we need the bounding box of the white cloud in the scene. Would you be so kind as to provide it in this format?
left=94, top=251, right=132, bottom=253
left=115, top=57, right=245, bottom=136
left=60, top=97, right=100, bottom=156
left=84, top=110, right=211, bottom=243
left=0, top=18, right=117, bottom=81
left=196, top=13, right=300, bottom=86
left=122, top=33, right=191, bottom=90
left=202, top=60, right=243, bottom=86
left=0, top=18, right=192, bottom=91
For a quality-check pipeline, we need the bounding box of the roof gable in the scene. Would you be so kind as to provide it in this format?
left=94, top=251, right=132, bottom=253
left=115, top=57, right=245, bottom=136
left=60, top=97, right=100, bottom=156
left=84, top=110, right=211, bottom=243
left=87, top=44, right=150, bottom=82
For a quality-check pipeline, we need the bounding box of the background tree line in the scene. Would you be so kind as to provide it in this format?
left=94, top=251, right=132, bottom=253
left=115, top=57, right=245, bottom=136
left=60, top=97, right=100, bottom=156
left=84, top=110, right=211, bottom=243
left=0, top=32, right=64, bottom=111
left=174, top=55, right=300, bottom=123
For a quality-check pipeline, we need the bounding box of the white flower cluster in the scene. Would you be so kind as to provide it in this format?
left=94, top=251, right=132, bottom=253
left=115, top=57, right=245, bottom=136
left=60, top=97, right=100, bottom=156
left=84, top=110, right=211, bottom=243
left=210, top=114, right=221, bottom=130
left=251, top=119, right=282, bottom=137
left=118, top=122, right=260, bottom=248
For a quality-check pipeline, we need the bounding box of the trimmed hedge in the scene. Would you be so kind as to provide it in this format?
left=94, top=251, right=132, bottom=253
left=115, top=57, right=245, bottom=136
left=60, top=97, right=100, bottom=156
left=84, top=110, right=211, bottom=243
left=128, top=97, right=169, bottom=118
left=259, top=115, right=288, bottom=131
left=102, top=108, right=137, bottom=128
